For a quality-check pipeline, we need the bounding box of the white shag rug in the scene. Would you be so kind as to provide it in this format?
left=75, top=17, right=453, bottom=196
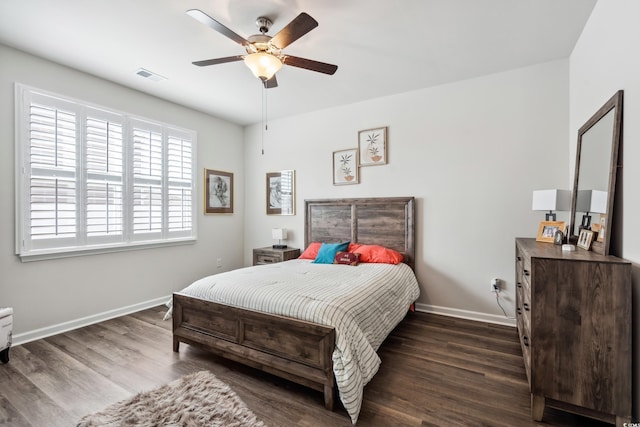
left=77, top=370, right=266, bottom=427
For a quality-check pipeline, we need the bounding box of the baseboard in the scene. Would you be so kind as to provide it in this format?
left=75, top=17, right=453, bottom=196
left=415, top=303, right=516, bottom=327
left=13, top=297, right=514, bottom=346
left=12, top=295, right=171, bottom=346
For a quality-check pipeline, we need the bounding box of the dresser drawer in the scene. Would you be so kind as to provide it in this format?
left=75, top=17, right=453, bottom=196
left=516, top=285, right=532, bottom=386
left=518, top=318, right=531, bottom=386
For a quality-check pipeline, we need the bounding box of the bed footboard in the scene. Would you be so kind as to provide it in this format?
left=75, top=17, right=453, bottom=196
left=172, top=292, right=336, bottom=410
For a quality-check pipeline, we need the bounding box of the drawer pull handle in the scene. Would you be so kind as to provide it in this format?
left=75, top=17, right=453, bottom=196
left=523, top=303, right=530, bottom=311
left=517, top=282, right=522, bottom=288
left=523, top=336, right=530, bottom=347
left=523, top=269, right=530, bottom=276
left=517, top=256, right=522, bottom=261
left=516, top=307, right=522, bottom=315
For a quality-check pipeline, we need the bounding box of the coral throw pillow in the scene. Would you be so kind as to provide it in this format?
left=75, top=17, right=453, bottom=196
left=299, top=242, right=322, bottom=260
left=355, top=244, right=404, bottom=264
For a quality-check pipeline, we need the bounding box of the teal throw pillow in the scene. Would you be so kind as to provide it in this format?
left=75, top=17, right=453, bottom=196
left=312, top=241, right=350, bottom=264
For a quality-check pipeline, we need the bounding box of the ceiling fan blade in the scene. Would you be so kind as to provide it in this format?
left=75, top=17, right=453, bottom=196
left=263, top=75, right=278, bottom=89
left=270, top=12, right=318, bottom=49
left=284, top=55, right=338, bottom=75
left=192, top=56, right=244, bottom=67
left=186, top=9, right=248, bottom=46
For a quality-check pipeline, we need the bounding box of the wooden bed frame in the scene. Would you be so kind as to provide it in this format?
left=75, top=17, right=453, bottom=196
left=172, top=196, right=415, bottom=410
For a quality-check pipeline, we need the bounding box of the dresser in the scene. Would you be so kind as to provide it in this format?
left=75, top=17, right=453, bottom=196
left=253, top=246, right=300, bottom=266
left=515, top=238, right=631, bottom=426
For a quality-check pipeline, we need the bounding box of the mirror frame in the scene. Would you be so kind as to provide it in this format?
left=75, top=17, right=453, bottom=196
left=570, top=90, right=623, bottom=255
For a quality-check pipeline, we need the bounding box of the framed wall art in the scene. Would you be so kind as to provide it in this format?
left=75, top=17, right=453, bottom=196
left=333, top=148, right=359, bottom=185
left=358, top=126, right=387, bottom=166
left=267, top=170, right=295, bottom=215
left=536, top=220, right=565, bottom=243
left=205, top=169, right=233, bottom=214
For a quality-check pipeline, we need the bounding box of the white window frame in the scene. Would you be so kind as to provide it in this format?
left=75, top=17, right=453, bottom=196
left=15, top=84, right=197, bottom=261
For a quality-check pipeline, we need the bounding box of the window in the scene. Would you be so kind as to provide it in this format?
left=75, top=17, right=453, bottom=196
left=15, top=85, right=196, bottom=261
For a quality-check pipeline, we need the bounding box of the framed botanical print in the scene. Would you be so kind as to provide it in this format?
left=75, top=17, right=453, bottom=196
left=333, top=148, right=359, bottom=185
left=205, top=169, right=233, bottom=214
left=267, top=170, right=295, bottom=215
left=358, top=126, right=387, bottom=166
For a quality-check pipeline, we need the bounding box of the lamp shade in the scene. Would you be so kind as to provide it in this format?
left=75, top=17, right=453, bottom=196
left=244, top=52, right=282, bottom=80
left=532, top=189, right=571, bottom=212
left=576, top=190, right=607, bottom=213
left=271, top=228, right=287, bottom=240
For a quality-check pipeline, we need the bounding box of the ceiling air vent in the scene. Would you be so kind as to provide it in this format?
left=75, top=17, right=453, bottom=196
left=135, top=68, right=166, bottom=82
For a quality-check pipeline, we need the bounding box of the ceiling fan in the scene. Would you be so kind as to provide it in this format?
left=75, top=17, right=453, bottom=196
left=187, top=9, right=338, bottom=88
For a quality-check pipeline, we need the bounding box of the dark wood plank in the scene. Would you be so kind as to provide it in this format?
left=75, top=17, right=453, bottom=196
left=0, top=308, right=613, bottom=427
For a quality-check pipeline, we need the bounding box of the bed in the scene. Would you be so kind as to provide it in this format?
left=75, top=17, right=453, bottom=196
left=172, top=197, right=418, bottom=423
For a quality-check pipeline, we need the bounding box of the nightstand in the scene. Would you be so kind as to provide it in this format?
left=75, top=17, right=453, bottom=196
left=253, top=247, right=300, bottom=265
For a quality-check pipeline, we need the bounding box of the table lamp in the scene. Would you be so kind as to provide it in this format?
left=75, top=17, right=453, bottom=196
left=272, top=228, right=288, bottom=249
left=532, top=189, right=571, bottom=221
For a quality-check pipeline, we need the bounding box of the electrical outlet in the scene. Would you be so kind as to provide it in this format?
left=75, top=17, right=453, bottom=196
left=491, top=278, right=500, bottom=292
left=216, top=258, right=222, bottom=268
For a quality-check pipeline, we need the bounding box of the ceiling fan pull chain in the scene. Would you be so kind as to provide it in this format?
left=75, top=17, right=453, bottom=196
left=261, top=84, right=266, bottom=155
left=265, top=86, right=269, bottom=132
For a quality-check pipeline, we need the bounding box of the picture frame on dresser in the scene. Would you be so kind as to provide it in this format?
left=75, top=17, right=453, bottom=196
left=597, top=214, right=607, bottom=242
left=577, top=229, right=594, bottom=250
left=535, top=221, right=565, bottom=243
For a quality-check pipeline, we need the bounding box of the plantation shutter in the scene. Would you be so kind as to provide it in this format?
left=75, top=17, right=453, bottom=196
left=131, top=120, right=163, bottom=239
left=167, top=133, right=193, bottom=236
left=26, top=94, right=78, bottom=251
left=85, top=108, right=124, bottom=244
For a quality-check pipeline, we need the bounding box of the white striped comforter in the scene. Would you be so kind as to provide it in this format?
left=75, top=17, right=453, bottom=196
left=171, top=259, right=420, bottom=424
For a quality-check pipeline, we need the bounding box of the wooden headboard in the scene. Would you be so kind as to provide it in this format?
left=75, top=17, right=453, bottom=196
left=304, top=197, right=416, bottom=270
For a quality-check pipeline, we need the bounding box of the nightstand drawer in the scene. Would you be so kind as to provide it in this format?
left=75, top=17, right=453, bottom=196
left=255, top=254, right=281, bottom=264
left=252, top=247, right=300, bottom=266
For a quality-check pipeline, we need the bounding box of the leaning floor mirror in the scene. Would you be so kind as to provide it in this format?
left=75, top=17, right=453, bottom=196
left=569, top=90, right=623, bottom=255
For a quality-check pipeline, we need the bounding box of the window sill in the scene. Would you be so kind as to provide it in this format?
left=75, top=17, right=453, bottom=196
left=18, top=238, right=196, bottom=262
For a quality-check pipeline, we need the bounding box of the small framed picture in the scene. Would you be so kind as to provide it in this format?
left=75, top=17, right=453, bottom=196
left=597, top=214, right=606, bottom=243
left=267, top=170, right=295, bottom=215
left=333, top=148, right=359, bottom=185
left=205, top=169, right=233, bottom=214
left=553, top=230, right=564, bottom=245
left=536, top=221, right=566, bottom=243
left=577, top=229, right=595, bottom=250
left=358, top=126, right=387, bottom=166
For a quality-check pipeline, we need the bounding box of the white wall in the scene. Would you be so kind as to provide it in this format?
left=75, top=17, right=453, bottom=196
left=243, top=59, right=570, bottom=323
left=0, top=44, right=245, bottom=337
left=570, top=0, right=640, bottom=417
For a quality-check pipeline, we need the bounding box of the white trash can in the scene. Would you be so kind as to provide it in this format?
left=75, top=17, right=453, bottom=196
left=0, top=307, right=13, bottom=363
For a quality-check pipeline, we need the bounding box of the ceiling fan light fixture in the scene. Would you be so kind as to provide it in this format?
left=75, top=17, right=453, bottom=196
left=244, top=52, right=282, bottom=80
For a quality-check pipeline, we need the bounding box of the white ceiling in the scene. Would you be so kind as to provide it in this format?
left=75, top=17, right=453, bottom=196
left=0, top=0, right=596, bottom=126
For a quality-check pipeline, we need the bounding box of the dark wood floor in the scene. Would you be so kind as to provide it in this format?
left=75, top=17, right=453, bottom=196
left=0, top=307, right=611, bottom=427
